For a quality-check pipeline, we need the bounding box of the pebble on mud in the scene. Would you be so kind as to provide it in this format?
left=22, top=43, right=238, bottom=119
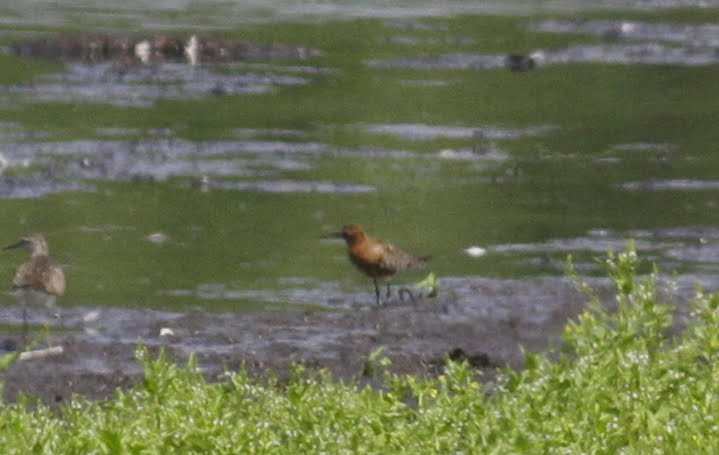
left=464, top=246, right=487, bottom=257
left=83, top=310, right=100, bottom=323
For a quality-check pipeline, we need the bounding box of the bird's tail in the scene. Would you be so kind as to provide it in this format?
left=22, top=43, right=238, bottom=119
left=410, top=255, right=431, bottom=269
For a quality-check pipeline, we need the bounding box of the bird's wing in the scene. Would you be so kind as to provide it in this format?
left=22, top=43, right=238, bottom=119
left=12, top=258, right=65, bottom=296
left=378, top=243, right=426, bottom=273
left=45, top=266, right=66, bottom=296
left=13, top=261, right=45, bottom=289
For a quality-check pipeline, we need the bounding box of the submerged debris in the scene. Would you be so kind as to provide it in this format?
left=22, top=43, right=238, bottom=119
left=145, top=232, right=170, bottom=245
left=505, top=53, right=543, bottom=71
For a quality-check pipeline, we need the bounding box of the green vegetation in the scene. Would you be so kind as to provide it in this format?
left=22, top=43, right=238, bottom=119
left=1, top=245, right=718, bottom=452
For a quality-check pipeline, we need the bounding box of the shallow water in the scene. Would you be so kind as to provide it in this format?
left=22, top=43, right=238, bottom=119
left=1, top=5, right=719, bottom=309
left=1, top=1, right=719, bottom=399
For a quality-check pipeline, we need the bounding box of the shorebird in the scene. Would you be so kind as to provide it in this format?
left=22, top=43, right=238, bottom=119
left=4, top=234, right=65, bottom=343
left=330, top=224, right=428, bottom=305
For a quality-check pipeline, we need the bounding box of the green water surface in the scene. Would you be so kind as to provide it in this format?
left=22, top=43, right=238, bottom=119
left=0, top=7, right=718, bottom=311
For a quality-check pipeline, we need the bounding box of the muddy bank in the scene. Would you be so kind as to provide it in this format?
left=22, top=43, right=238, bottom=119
left=0, top=276, right=584, bottom=403
left=1, top=273, right=703, bottom=405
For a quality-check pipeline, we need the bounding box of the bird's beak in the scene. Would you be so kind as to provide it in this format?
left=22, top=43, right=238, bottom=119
left=3, top=239, right=25, bottom=250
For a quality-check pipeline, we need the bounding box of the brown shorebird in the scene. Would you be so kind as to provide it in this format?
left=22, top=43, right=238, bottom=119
left=330, top=224, right=428, bottom=305
left=4, top=234, right=65, bottom=343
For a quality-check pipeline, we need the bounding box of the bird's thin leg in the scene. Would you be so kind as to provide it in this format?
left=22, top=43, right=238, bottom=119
left=45, top=322, right=53, bottom=348
left=43, top=322, right=53, bottom=348
left=22, top=306, right=27, bottom=348
left=386, top=282, right=391, bottom=299
left=52, top=302, right=63, bottom=329
left=374, top=278, right=381, bottom=305
left=46, top=297, right=59, bottom=347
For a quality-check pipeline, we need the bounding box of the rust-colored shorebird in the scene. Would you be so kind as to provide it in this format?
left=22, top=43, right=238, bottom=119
left=4, top=234, right=65, bottom=343
left=331, top=224, right=428, bottom=305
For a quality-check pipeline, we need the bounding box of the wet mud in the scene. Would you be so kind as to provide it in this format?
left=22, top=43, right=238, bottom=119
left=0, top=276, right=587, bottom=403
left=1, top=273, right=708, bottom=404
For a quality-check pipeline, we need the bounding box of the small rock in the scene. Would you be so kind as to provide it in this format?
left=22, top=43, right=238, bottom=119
left=464, top=246, right=486, bottom=257
left=83, top=309, right=100, bottom=323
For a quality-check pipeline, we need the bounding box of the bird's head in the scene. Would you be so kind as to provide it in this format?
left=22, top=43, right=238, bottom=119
left=326, top=224, right=367, bottom=246
left=4, top=234, right=49, bottom=257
